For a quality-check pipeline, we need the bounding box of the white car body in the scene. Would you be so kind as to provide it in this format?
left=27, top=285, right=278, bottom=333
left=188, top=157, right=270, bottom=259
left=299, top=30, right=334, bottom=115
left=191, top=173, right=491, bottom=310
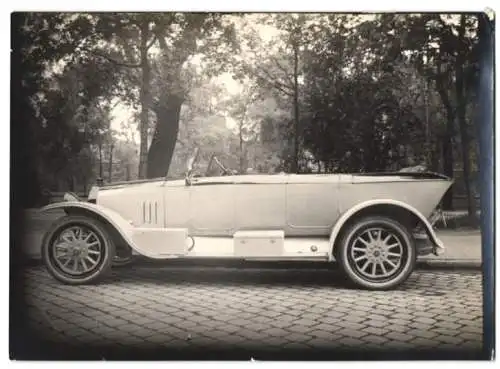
left=42, top=172, right=452, bottom=262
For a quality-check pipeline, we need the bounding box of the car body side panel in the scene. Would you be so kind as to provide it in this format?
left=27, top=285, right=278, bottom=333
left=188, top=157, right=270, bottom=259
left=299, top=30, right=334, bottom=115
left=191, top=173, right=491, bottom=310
left=234, top=183, right=286, bottom=232
left=164, top=186, right=190, bottom=229
left=285, top=183, right=339, bottom=236
left=97, top=181, right=166, bottom=228
left=338, top=180, right=452, bottom=218
left=189, top=183, right=236, bottom=236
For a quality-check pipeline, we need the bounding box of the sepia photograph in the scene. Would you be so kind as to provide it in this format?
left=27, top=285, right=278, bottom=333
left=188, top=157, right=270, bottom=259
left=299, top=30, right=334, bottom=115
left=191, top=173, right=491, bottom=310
left=9, top=9, right=495, bottom=361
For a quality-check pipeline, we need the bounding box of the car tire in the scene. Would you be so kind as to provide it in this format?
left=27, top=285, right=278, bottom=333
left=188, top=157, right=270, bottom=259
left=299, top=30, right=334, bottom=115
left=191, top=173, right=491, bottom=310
left=41, top=215, right=115, bottom=285
left=335, top=216, right=416, bottom=290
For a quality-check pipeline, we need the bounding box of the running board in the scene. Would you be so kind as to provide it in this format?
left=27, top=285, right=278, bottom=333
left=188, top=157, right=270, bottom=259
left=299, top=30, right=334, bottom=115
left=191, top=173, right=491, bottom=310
left=130, top=229, right=331, bottom=260
left=183, top=232, right=329, bottom=260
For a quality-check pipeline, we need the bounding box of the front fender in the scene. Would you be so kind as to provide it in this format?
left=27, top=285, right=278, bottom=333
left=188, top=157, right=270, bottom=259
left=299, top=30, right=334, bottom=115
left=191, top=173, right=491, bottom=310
left=328, top=199, right=445, bottom=261
left=40, top=201, right=158, bottom=258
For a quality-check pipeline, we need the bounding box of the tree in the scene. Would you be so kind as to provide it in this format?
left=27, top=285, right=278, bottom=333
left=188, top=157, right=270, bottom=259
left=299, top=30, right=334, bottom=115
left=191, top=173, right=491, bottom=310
left=12, top=13, right=91, bottom=205
left=164, top=74, right=235, bottom=178
left=11, top=12, right=126, bottom=205
left=73, top=13, right=238, bottom=179
left=145, top=14, right=238, bottom=178
left=88, top=13, right=158, bottom=179
left=224, top=84, right=261, bottom=172
left=234, top=14, right=312, bottom=172
left=376, top=14, right=480, bottom=216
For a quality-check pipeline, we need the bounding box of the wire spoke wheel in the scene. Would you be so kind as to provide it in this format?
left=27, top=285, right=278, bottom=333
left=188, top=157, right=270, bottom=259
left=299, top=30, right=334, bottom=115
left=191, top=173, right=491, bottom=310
left=337, top=216, right=416, bottom=290
left=42, top=215, right=114, bottom=285
left=349, top=228, right=404, bottom=280
left=52, top=226, right=103, bottom=276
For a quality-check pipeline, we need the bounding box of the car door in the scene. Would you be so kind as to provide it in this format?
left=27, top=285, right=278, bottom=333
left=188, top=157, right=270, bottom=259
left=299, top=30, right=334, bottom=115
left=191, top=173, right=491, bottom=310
left=233, top=174, right=287, bottom=232
left=285, top=174, right=340, bottom=236
left=189, top=177, right=236, bottom=236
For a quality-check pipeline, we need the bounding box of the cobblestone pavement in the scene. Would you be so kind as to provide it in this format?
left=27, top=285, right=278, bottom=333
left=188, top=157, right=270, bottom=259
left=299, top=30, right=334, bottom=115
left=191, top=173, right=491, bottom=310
left=20, top=264, right=483, bottom=359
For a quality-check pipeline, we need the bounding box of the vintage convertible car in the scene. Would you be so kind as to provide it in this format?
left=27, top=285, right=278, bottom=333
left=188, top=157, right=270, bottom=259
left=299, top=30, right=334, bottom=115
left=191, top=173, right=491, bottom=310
left=39, top=148, right=452, bottom=290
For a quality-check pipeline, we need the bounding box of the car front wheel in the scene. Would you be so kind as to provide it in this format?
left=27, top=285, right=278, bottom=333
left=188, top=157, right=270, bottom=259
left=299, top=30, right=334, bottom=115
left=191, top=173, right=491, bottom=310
left=336, top=216, right=416, bottom=290
left=41, top=215, right=114, bottom=285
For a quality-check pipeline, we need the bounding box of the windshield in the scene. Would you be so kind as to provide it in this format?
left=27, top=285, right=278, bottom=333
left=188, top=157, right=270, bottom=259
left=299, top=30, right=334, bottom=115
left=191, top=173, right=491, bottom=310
left=187, top=148, right=232, bottom=177
left=187, top=148, right=282, bottom=177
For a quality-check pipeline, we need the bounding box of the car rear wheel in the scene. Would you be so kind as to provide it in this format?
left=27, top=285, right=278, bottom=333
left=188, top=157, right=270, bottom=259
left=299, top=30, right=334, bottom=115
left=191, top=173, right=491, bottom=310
left=335, top=216, right=416, bottom=290
left=42, top=215, right=114, bottom=285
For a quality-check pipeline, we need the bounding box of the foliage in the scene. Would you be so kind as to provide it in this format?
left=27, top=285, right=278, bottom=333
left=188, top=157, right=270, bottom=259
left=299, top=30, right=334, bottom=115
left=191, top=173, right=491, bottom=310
left=13, top=12, right=486, bottom=218
left=12, top=13, right=119, bottom=204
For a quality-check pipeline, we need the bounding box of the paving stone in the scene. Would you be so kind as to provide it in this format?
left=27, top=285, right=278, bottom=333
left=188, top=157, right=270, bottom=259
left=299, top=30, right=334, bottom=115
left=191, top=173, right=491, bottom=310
left=361, top=335, right=390, bottom=345
left=309, top=329, right=342, bottom=340
left=435, top=335, right=465, bottom=345
left=262, top=327, right=290, bottom=337
left=293, top=318, right=318, bottom=327
left=366, top=319, right=388, bottom=328
left=343, top=314, right=367, bottom=323
left=385, top=332, right=414, bottom=342
left=339, top=337, right=366, bottom=347
left=435, top=321, right=463, bottom=330
left=324, top=311, right=348, bottom=319
left=338, top=328, right=367, bottom=339
left=387, top=324, right=410, bottom=333
left=362, top=326, right=389, bottom=336
left=285, top=332, right=315, bottom=342
left=336, top=321, right=368, bottom=331
left=407, top=329, right=439, bottom=340
left=268, top=319, right=294, bottom=329
left=460, top=332, right=482, bottom=341
left=409, top=337, right=441, bottom=347
left=412, top=317, right=437, bottom=325
left=307, top=337, right=338, bottom=348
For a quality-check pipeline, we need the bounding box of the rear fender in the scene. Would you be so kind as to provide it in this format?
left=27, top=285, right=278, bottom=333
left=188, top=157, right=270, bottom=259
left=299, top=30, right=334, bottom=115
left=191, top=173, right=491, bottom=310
left=328, top=199, right=444, bottom=261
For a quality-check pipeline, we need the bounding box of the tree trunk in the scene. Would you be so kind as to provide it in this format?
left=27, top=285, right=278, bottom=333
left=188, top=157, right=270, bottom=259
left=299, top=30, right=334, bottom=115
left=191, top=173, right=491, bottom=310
left=138, top=20, right=151, bottom=179
left=423, top=79, right=432, bottom=165
left=291, top=40, right=300, bottom=174
left=455, top=16, right=477, bottom=225
left=147, top=97, right=183, bottom=178
left=98, top=137, right=103, bottom=180
left=430, top=141, right=440, bottom=173
left=441, top=130, right=454, bottom=210
left=435, top=81, right=455, bottom=210
left=456, top=94, right=477, bottom=223
left=239, top=122, right=244, bottom=173
left=108, top=142, right=114, bottom=183
left=126, top=164, right=131, bottom=181
left=68, top=176, right=75, bottom=192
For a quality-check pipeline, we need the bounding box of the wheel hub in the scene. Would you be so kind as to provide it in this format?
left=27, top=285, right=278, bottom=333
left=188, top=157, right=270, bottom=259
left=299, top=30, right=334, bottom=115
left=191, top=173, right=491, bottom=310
left=350, top=227, right=404, bottom=280
left=52, top=226, right=102, bottom=276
